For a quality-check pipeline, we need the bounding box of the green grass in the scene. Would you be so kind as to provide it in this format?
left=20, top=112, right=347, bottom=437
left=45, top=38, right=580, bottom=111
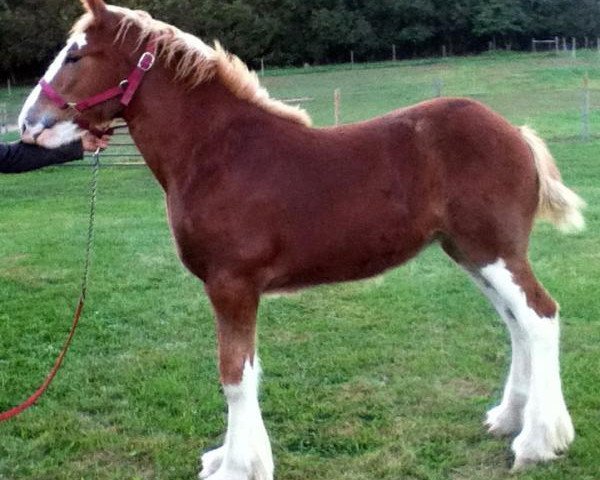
left=1, top=51, right=599, bottom=479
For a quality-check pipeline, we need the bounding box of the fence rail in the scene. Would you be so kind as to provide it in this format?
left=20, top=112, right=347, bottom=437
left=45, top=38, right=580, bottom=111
left=2, top=49, right=600, bottom=158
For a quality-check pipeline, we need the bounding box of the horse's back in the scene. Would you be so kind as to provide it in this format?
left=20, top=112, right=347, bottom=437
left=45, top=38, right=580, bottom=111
left=313, top=95, right=538, bottom=231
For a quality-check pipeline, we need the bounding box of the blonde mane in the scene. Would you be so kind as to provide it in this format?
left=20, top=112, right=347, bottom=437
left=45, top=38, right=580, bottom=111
left=73, top=7, right=312, bottom=127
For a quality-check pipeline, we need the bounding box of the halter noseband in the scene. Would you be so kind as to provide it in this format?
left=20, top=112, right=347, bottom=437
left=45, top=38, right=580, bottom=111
left=39, top=39, right=157, bottom=137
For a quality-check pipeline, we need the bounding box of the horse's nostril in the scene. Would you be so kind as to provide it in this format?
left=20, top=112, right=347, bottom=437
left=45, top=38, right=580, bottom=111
left=41, top=115, right=57, bottom=129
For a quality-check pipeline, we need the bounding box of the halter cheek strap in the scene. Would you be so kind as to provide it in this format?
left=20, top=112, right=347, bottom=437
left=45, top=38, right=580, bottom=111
left=121, top=50, right=156, bottom=105
left=38, top=39, right=157, bottom=136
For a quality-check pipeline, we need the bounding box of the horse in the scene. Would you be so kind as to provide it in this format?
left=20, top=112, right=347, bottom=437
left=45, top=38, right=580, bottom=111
left=19, top=1, right=585, bottom=478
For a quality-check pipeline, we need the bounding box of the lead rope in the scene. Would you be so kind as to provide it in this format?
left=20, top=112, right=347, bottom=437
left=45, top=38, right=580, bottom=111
left=81, top=148, right=100, bottom=299
left=0, top=149, right=100, bottom=422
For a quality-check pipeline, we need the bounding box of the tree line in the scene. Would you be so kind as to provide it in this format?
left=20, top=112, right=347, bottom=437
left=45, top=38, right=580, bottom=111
left=2, top=0, right=600, bottom=80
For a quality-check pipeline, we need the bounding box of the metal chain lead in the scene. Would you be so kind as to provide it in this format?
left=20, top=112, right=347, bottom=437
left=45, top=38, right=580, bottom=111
left=80, top=148, right=100, bottom=300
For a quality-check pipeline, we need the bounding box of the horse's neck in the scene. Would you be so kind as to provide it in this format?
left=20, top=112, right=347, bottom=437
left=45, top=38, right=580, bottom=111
left=124, top=72, right=250, bottom=190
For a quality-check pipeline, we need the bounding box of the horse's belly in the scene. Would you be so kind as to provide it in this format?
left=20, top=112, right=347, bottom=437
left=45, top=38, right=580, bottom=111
left=265, top=218, right=433, bottom=291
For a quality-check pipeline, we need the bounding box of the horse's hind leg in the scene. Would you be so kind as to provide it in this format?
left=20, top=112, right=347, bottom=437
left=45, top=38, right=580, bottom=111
left=466, top=264, right=530, bottom=437
left=199, top=273, right=273, bottom=480
left=444, top=244, right=574, bottom=469
left=478, top=258, right=574, bottom=468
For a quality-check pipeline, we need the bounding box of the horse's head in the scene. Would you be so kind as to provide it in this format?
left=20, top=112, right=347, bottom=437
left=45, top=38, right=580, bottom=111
left=19, top=0, right=151, bottom=148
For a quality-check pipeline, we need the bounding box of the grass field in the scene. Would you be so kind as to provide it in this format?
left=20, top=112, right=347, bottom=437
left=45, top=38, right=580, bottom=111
left=1, top=51, right=599, bottom=479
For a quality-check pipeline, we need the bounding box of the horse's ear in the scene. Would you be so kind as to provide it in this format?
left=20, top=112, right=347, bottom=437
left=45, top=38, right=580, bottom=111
left=80, top=0, right=108, bottom=17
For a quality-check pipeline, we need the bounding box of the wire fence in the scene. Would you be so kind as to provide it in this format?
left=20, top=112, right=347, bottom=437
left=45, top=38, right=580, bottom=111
left=253, top=35, right=600, bottom=72
left=2, top=48, right=600, bottom=164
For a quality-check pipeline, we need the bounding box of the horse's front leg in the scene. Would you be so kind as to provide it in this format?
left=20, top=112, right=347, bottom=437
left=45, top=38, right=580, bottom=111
left=200, top=273, right=273, bottom=480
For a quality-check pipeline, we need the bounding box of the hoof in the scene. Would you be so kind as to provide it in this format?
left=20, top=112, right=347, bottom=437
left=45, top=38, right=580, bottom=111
left=511, top=451, right=559, bottom=472
left=199, top=446, right=225, bottom=479
left=485, top=403, right=523, bottom=437
left=198, top=444, right=273, bottom=480
left=202, top=468, right=249, bottom=480
left=201, top=465, right=272, bottom=480
left=511, top=411, right=574, bottom=470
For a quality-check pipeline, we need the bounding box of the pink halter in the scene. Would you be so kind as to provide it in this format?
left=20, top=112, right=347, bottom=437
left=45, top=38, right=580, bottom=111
left=39, top=39, right=157, bottom=136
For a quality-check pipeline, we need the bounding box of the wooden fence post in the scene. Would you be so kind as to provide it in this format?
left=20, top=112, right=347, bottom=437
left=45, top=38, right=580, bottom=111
left=0, top=103, right=6, bottom=134
left=334, top=88, right=341, bottom=126
left=532, top=39, right=536, bottom=52
left=392, top=44, right=396, bottom=62
left=433, top=78, right=444, bottom=98
left=555, top=36, right=560, bottom=55
left=260, top=58, right=265, bottom=77
left=350, top=50, right=354, bottom=67
left=572, top=37, right=577, bottom=58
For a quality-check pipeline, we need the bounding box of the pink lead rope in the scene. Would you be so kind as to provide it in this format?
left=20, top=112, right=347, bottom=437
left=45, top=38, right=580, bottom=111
left=0, top=149, right=101, bottom=422
left=0, top=299, right=85, bottom=421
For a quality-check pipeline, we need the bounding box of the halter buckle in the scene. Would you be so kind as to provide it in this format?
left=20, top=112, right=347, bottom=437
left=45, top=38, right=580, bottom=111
left=138, top=52, right=156, bottom=71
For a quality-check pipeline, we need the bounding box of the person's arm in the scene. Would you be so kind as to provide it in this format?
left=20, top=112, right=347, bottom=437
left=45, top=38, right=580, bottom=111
left=0, top=140, right=83, bottom=174
left=0, top=133, right=111, bottom=174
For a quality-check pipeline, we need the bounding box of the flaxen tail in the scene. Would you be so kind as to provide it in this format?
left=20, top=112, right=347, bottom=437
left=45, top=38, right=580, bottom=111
left=519, top=125, right=586, bottom=233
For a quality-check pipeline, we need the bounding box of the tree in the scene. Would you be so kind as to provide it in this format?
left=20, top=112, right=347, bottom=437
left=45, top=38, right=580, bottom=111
left=430, top=0, right=478, bottom=54
left=0, top=0, right=80, bottom=77
left=1, top=0, right=599, bottom=79
left=307, top=3, right=374, bottom=63
left=472, top=0, right=530, bottom=45
left=563, top=0, right=600, bottom=37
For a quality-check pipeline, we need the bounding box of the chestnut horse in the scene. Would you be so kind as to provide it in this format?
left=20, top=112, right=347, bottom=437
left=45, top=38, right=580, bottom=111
left=20, top=1, right=585, bottom=478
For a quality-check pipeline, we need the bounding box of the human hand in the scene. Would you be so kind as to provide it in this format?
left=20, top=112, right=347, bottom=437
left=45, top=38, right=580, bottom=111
left=81, top=131, right=111, bottom=152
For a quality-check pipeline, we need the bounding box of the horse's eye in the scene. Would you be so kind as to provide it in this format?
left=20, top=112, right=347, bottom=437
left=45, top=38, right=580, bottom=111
left=65, top=55, right=81, bottom=64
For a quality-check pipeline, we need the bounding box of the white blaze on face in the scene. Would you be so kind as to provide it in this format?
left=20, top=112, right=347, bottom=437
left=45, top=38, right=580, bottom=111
left=18, top=84, right=42, bottom=135
left=18, top=33, right=88, bottom=147
left=73, top=33, right=87, bottom=49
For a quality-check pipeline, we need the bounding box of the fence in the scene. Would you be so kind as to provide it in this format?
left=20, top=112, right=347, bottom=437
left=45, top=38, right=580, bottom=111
left=0, top=103, right=7, bottom=135
left=532, top=38, right=560, bottom=54
left=531, top=36, right=600, bottom=59
left=254, top=35, right=600, bottom=72
left=2, top=47, right=600, bottom=158
left=258, top=44, right=449, bottom=75
left=92, top=124, right=142, bottom=164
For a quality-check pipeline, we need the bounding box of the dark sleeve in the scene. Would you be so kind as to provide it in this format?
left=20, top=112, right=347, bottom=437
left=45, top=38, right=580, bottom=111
left=0, top=140, right=84, bottom=174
